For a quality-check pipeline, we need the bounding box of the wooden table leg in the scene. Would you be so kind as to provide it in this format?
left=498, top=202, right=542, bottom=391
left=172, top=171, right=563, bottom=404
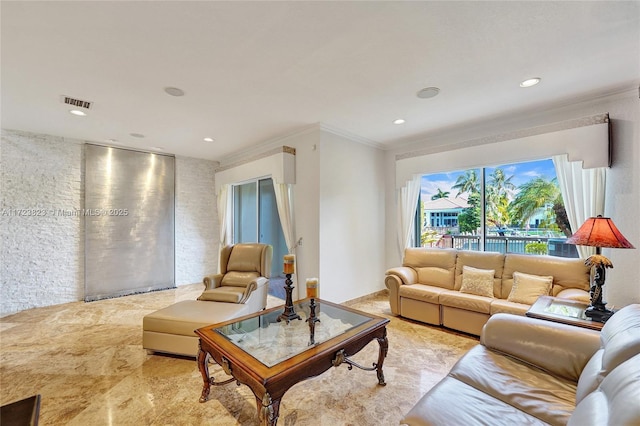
left=197, top=344, right=211, bottom=403
left=258, top=392, right=281, bottom=426
left=375, top=327, right=388, bottom=386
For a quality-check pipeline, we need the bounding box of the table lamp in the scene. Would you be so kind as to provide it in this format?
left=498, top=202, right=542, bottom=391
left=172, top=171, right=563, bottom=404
left=566, top=215, right=635, bottom=322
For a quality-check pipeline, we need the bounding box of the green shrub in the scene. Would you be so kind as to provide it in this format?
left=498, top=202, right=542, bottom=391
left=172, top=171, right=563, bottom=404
left=525, top=242, right=548, bottom=255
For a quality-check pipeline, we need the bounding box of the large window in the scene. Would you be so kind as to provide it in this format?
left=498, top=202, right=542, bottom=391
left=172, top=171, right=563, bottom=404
left=417, top=159, right=578, bottom=258
left=232, top=178, right=288, bottom=276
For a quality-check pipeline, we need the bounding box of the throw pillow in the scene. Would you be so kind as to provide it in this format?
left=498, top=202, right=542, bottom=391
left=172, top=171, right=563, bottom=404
left=459, top=266, right=495, bottom=298
left=508, top=271, right=553, bottom=305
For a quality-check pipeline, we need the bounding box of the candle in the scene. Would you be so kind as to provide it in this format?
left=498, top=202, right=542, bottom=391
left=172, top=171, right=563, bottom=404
left=306, top=278, right=319, bottom=298
left=283, top=254, right=295, bottom=274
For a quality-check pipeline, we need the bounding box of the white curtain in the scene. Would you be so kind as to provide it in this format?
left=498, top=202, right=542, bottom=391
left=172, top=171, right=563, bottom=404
left=552, top=154, right=607, bottom=259
left=217, top=184, right=232, bottom=272
left=397, top=175, right=422, bottom=256
left=273, top=181, right=298, bottom=297
left=273, top=182, right=296, bottom=254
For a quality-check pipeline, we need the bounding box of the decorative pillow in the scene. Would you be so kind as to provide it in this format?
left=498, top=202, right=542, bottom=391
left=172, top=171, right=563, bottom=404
left=459, top=266, right=495, bottom=298
left=508, top=271, right=553, bottom=305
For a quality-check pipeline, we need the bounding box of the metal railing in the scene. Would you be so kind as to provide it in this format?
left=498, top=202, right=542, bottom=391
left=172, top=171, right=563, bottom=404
left=435, top=235, right=578, bottom=258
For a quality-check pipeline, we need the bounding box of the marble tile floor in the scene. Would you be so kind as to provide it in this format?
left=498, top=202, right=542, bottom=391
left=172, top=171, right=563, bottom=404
left=1, top=284, right=478, bottom=425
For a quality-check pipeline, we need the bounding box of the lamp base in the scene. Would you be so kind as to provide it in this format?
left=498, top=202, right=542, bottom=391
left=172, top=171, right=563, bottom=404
left=584, top=305, right=614, bottom=323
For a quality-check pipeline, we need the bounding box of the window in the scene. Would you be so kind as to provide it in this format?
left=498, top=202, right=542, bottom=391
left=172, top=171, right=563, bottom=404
left=232, top=177, right=288, bottom=275
left=417, top=159, right=578, bottom=258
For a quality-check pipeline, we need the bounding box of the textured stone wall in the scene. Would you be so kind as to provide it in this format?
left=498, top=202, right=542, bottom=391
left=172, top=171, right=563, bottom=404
left=175, top=156, right=219, bottom=285
left=1, top=130, right=84, bottom=316
left=1, top=129, right=220, bottom=317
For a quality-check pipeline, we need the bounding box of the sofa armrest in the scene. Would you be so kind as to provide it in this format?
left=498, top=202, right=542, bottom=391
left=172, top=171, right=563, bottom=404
left=481, top=313, right=601, bottom=382
left=386, top=266, right=417, bottom=285
left=385, top=267, right=417, bottom=315
left=203, top=274, right=223, bottom=290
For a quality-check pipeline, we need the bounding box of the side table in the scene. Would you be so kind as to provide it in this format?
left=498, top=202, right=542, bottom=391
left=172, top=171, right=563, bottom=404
left=526, top=296, right=604, bottom=331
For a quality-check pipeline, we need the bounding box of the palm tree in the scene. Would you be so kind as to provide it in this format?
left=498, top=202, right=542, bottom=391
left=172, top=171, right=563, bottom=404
left=452, top=170, right=479, bottom=197
left=510, top=177, right=562, bottom=229
left=486, top=168, right=516, bottom=228
left=431, top=188, right=450, bottom=200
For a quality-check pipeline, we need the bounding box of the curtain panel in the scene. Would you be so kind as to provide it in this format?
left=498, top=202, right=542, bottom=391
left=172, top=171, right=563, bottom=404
left=397, top=176, right=422, bottom=256
left=552, top=154, right=607, bottom=259
left=217, top=184, right=232, bottom=272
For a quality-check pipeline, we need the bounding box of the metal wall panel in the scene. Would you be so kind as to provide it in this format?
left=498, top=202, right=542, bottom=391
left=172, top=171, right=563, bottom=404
left=85, top=145, right=175, bottom=301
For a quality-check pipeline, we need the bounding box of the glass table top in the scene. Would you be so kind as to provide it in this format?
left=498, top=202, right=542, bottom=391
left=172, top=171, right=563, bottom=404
left=212, top=300, right=371, bottom=367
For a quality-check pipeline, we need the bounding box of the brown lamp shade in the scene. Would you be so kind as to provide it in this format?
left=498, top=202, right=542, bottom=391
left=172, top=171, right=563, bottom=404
left=566, top=215, right=635, bottom=249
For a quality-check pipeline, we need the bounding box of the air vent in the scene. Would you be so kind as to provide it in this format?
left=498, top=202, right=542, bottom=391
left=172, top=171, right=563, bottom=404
left=61, top=95, right=92, bottom=110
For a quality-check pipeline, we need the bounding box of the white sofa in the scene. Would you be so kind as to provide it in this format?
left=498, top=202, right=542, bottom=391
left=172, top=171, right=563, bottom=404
left=402, top=304, right=640, bottom=425
left=385, top=248, right=590, bottom=335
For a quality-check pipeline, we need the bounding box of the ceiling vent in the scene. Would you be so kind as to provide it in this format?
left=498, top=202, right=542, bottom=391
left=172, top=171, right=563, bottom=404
left=61, top=95, right=92, bottom=110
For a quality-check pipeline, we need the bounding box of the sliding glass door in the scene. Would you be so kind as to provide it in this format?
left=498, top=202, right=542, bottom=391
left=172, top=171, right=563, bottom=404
left=233, top=178, right=287, bottom=278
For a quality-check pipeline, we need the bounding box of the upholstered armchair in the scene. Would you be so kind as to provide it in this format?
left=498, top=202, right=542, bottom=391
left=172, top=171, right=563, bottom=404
left=199, top=243, right=272, bottom=312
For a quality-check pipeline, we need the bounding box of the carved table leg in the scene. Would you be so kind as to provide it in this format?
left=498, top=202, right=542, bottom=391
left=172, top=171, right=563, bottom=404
left=257, top=392, right=281, bottom=426
left=197, top=344, right=211, bottom=403
left=376, top=327, right=389, bottom=386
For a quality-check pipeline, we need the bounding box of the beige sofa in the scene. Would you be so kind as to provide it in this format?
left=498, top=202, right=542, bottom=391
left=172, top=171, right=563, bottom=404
left=401, top=303, right=640, bottom=426
left=385, top=248, right=590, bottom=335
left=143, top=243, right=272, bottom=357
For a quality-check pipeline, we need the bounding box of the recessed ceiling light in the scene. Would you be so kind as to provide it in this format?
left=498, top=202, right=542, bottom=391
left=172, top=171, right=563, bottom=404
left=129, top=133, right=145, bottom=138
left=417, top=87, right=440, bottom=99
left=393, top=119, right=406, bottom=125
left=203, top=137, right=214, bottom=142
left=150, top=146, right=165, bottom=151
left=69, top=109, right=86, bottom=116
left=106, top=138, right=123, bottom=145
left=164, top=87, right=185, bottom=97
left=520, top=78, right=541, bottom=88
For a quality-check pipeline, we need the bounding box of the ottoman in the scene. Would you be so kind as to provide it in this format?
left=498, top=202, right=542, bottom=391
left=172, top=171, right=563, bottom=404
left=143, top=300, right=253, bottom=357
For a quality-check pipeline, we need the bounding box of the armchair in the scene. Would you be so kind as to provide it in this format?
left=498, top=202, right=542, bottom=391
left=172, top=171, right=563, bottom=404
left=142, top=243, right=273, bottom=357
left=199, top=243, right=273, bottom=311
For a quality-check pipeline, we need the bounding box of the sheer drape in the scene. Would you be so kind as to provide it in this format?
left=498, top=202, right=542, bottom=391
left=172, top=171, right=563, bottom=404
left=273, top=182, right=298, bottom=295
left=397, top=175, right=422, bottom=255
left=552, top=154, right=607, bottom=258
left=217, top=184, right=232, bottom=272
left=273, top=182, right=296, bottom=254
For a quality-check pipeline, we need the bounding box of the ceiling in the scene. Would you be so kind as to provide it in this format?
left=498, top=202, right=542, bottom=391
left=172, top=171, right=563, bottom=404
left=2, top=1, right=639, bottom=161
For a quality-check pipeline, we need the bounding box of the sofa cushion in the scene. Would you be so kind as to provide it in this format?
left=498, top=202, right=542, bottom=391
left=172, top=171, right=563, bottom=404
left=507, top=271, right=553, bottom=304
left=404, top=248, right=457, bottom=289
left=502, top=253, right=589, bottom=299
left=198, top=286, right=245, bottom=303
left=450, top=345, right=577, bottom=425
left=575, top=304, right=640, bottom=402
left=399, top=283, right=447, bottom=304
left=401, top=375, right=548, bottom=426
left=459, top=266, right=495, bottom=297
left=439, top=291, right=492, bottom=314
left=490, top=299, right=530, bottom=316
left=143, top=300, right=251, bottom=337
left=569, top=354, right=640, bottom=426
left=454, top=250, right=504, bottom=294
left=220, top=271, right=261, bottom=287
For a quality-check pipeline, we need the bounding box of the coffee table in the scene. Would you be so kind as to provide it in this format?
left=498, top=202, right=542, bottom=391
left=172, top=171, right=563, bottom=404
left=195, top=298, right=389, bottom=425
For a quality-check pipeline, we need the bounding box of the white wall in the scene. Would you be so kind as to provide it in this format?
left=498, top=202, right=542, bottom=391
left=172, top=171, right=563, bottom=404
left=175, top=156, right=219, bottom=285
left=0, top=130, right=219, bottom=317
left=319, top=131, right=386, bottom=303
left=1, top=130, right=84, bottom=316
left=386, top=89, right=640, bottom=307
left=214, top=126, right=386, bottom=303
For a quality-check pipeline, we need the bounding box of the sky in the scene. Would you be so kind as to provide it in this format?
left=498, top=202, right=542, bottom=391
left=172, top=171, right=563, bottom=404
left=420, top=159, right=557, bottom=200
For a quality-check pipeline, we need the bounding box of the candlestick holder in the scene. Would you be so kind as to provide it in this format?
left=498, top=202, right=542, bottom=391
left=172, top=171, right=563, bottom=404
left=277, top=273, right=301, bottom=323
left=306, top=298, right=321, bottom=345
